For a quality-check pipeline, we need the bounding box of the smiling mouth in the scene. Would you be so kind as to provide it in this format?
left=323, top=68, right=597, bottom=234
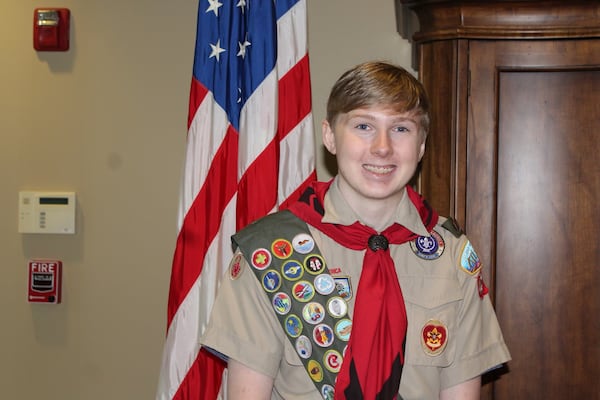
left=363, top=164, right=395, bottom=174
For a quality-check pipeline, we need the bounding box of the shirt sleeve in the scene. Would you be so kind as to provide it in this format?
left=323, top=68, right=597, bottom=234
left=439, top=237, right=511, bottom=389
left=200, top=250, right=286, bottom=379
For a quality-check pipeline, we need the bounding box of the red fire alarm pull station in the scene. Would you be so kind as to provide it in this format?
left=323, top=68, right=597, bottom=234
left=33, top=8, right=70, bottom=51
left=28, top=260, right=62, bottom=303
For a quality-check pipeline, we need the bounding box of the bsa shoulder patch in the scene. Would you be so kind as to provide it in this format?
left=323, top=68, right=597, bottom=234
left=441, top=217, right=464, bottom=238
left=459, top=241, right=482, bottom=275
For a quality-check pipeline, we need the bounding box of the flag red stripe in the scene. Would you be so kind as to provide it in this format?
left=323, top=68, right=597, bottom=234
left=187, top=79, right=209, bottom=130
left=236, top=141, right=278, bottom=229
left=167, top=125, right=239, bottom=325
left=172, top=348, right=225, bottom=400
left=277, top=55, right=312, bottom=141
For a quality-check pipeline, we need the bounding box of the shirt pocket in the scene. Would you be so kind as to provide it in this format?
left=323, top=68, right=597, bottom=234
left=403, top=279, right=463, bottom=367
left=277, top=341, right=319, bottom=397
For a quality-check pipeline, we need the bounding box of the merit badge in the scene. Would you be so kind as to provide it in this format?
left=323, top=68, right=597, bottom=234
left=321, top=384, right=335, bottom=400
left=460, top=241, right=482, bottom=275
left=272, top=292, right=292, bottom=315
left=334, top=277, right=353, bottom=301
left=292, top=281, right=315, bottom=302
left=292, top=233, right=315, bottom=254
left=304, top=254, right=326, bottom=275
left=302, top=302, right=326, bottom=324
left=271, top=239, right=293, bottom=259
left=262, top=270, right=282, bottom=292
left=313, top=324, right=335, bottom=347
left=334, top=319, right=352, bottom=342
left=282, top=259, right=304, bottom=281
left=251, top=248, right=271, bottom=270
left=324, top=349, right=343, bottom=373
left=422, top=320, right=448, bottom=356
left=285, top=314, right=303, bottom=338
left=307, top=359, right=324, bottom=383
left=295, top=335, right=313, bottom=359
left=410, top=230, right=445, bottom=260
left=327, top=297, right=348, bottom=318
left=314, top=274, right=335, bottom=295
left=229, top=254, right=243, bottom=280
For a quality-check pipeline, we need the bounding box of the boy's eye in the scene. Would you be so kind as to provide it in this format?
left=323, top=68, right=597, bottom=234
left=355, top=123, right=370, bottom=130
left=393, top=126, right=410, bottom=133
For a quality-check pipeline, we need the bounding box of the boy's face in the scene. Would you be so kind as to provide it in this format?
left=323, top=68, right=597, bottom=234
left=322, top=106, right=426, bottom=214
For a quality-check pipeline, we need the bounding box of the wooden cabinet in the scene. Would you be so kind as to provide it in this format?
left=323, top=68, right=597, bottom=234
left=398, top=1, right=600, bottom=399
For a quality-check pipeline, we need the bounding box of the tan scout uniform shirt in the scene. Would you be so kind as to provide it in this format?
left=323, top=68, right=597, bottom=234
left=201, top=179, right=511, bottom=399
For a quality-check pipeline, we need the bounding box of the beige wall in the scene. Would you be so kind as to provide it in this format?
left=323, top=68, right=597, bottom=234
left=0, top=1, right=413, bottom=398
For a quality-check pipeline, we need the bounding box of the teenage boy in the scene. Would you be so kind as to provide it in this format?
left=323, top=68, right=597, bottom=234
left=200, top=61, right=510, bottom=400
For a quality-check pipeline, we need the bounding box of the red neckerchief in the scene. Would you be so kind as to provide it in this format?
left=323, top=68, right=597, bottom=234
left=287, top=180, right=438, bottom=400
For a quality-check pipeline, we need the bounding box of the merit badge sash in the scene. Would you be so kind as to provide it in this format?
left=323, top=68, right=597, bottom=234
left=232, top=210, right=350, bottom=399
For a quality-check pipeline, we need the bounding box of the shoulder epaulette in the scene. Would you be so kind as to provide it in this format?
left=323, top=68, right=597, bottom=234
left=441, top=217, right=464, bottom=238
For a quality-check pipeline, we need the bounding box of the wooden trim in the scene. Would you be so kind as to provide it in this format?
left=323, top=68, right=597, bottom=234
left=398, top=1, right=600, bottom=42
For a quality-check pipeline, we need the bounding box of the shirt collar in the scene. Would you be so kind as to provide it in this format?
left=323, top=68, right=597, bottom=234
left=321, top=176, right=430, bottom=236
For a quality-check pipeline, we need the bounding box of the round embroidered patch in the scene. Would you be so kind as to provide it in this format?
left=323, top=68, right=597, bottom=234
left=271, top=238, right=293, bottom=259
left=327, top=297, right=348, bottom=318
left=410, top=230, right=445, bottom=260
left=284, top=314, right=303, bottom=338
left=314, top=274, right=335, bottom=295
left=292, top=281, right=315, bottom=302
left=304, top=254, right=326, bottom=275
left=261, top=270, right=281, bottom=292
left=292, top=233, right=315, bottom=254
left=295, top=335, right=312, bottom=359
left=321, top=384, right=335, bottom=400
left=302, top=302, right=326, bottom=324
left=251, top=248, right=271, bottom=270
left=334, top=319, right=352, bottom=342
left=313, top=324, right=335, bottom=347
left=323, top=349, right=343, bottom=373
left=272, top=292, right=292, bottom=315
left=307, top=359, right=323, bottom=382
left=282, top=259, right=304, bottom=281
left=229, top=254, right=243, bottom=280
left=422, top=320, right=448, bottom=356
left=460, top=241, right=482, bottom=275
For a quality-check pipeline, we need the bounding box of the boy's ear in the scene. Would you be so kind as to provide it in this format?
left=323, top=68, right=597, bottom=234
left=418, top=139, right=426, bottom=161
left=322, top=120, right=337, bottom=155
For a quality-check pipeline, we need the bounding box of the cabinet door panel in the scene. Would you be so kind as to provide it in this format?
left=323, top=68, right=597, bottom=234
left=468, top=40, right=600, bottom=399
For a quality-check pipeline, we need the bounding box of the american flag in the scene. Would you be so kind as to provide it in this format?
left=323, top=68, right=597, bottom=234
left=156, top=0, right=315, bottom=399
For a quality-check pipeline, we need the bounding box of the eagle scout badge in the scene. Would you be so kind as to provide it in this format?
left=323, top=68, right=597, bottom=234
left=411, top=230, right=445, bottom=260
left=422, top=320, right=448, bottom=356
left=460, top=241, right=482, bottom=275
